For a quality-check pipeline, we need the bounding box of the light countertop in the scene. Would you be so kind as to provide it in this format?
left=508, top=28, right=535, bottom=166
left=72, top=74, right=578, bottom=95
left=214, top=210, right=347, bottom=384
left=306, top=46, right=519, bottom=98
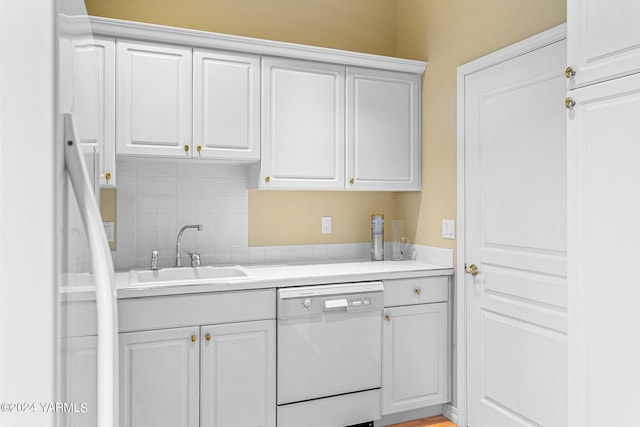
left=62, top=260, right=453, bottom=302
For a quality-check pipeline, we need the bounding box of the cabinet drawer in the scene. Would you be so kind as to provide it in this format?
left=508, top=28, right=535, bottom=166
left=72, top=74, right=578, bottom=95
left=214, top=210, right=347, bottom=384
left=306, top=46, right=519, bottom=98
left=383, top=276, right=448, bottom=307
left=119, top=289, right=276, bottom=332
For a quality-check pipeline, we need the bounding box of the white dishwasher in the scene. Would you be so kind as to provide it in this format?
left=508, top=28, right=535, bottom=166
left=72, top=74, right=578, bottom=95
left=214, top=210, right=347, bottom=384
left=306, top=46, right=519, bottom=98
left=277, top=281, right=384, bottom=427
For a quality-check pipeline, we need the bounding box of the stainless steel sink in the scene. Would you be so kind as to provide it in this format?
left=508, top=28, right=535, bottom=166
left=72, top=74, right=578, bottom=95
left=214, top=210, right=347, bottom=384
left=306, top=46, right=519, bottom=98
left=128, top=265, right=251, bottom=286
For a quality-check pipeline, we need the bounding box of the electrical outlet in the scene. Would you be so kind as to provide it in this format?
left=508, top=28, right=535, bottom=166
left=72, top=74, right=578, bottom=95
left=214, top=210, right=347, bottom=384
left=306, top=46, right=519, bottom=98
left=321, top=216, right=332, bottom=234
left=442, top=219, right=455, bottom=239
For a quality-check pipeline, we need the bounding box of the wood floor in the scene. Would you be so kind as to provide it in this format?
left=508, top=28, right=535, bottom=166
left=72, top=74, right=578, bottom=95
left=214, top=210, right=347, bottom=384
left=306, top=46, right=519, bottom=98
left=387, top=415, right=457, bottom=427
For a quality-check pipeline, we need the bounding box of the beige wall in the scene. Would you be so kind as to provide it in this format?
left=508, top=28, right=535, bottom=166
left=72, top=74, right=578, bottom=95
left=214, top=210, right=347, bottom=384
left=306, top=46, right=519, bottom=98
left=396, top=0, right=566, bottom=250
left=86, top=0, right=566, bottom=248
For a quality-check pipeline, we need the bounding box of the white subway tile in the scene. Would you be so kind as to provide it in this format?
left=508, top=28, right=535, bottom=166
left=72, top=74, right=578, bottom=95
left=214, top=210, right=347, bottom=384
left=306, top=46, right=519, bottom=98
left=116, top=250, right=137, bottom=271
left=137, top=176, right=157, bottom=195
left=195, top=164, right=215, bottom=177
left=312, top=245, right=328, bottom=260
left=231, top=229, right=248, bottom=248
left=117, top=175, right=137, bottom=195
left=195, top=195, right=215, bottom=213
left=157, top=213, right=177, bottom=232
left=136, top=213, right=157, bottom=232
left=196, top=230, right=215, bottom=250
left=176, top=195, right=195, bottom=213
left=248, top=246, right=265, bottom=264
left=117, top=159, right=137, bottom=176
left=212, top=196, right=230, bottom=213
left=136, top=161, right=157, bottom=176
left=136, top=231, right=157, bottom=254
left=157, top=232, right=175, bottom=251
left=212, top=213, right=232, bottom=231
left=157, top=176, right=177, bottom=195
left=116, top=229, right=135, bottom=251
left=231, top=212, right=248, bottom=230
left=118, top=195, right=136, bottom=213
left=157, top=195, right=177, bottom=213
left=157, top=162, right=177, bottom=176
left=231, top=248, right=249, bottom=264
left=213, top=252, right=232, bottom=265
left=176, top=162, right=196, bottom=177
left=177, top=176, right=196, bottom=195
left=264, top=246, right=282, bottom=262
left=229, top=196, right=248, bottom=213
left=176, top=212, right=196, bottom=227
left=195, top=177, right=215, bottom=195
left=213, top=230, right=232, bottom=249
left=137, top=195, right=157, bottom=213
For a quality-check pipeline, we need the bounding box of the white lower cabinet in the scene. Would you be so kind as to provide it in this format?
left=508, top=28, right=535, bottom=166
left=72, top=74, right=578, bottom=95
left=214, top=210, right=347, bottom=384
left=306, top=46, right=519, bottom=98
left=119, top=320, right=276, bottom=427
left=201, top=320, right=276, bottom=427
left=382, top=277, right=450, bottom=415
left=120, top=327, right=200, bottom=427
left=61, top=335, right=98, bottom=427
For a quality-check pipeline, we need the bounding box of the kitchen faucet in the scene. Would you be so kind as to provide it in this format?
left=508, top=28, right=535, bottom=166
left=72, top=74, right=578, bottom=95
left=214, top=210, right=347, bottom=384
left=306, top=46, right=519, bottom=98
left=175, top=224, right=203, bottom=267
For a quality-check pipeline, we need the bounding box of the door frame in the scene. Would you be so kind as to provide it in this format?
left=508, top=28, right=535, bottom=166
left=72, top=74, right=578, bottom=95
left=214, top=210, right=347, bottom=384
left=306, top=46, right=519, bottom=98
left=454, top=23, right=566, bottom=427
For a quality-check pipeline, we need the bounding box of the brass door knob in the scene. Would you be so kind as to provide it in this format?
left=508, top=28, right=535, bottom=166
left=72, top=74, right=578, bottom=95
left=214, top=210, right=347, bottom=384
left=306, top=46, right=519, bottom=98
left=565, top=97, right=576, bottom=110
left=197, top=145, right=202, bottom=156
left=190, top=334, right=197, bottom=343
left=385, top=314, right=391, bottom=322
left=465, top=264, right=479, bottom=276
left=415, top=288, right=422, bottom=295
left=565, top=66, right=576, bottom=79
left=205, top=333, right=211, bottom=342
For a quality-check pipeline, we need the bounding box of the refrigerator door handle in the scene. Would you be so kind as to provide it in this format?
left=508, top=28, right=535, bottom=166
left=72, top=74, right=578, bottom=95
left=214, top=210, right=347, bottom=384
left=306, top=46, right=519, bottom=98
left=63, top=113, right=119, bottom=427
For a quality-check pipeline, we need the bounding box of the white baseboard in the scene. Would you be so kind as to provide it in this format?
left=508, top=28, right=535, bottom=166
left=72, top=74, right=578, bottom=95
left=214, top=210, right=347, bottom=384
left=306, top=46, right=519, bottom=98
left=442, top=403, right=458, bottom=425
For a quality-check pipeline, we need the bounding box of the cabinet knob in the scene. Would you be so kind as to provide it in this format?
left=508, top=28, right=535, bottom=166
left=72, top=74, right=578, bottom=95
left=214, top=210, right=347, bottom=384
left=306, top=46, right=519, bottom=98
left=190, top=334, right=197, bottom=343
left=385, top=314, right=391, bottom=322
left=265, top=176, right=271, bottom=183
left=565, top=97, right=576, bottom=110
left=349, top=178, right=355, bottom=185
left=197, top=145, right=202, bottom=156
left=184, top=145, right=190, bottom=154
left=205, top=333, right=211, bottom=342
left=415, top=288, right=422, bottom=295
left=104, top=172, right=111, bottom=183
left=565, top=66, right=576, bottom=79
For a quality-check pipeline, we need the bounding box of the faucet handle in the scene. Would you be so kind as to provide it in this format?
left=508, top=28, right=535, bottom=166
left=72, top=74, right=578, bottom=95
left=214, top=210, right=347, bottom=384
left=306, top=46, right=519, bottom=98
left=150, top=250, right=159, bottom=271
left=185, top=250, right=201, bottom=267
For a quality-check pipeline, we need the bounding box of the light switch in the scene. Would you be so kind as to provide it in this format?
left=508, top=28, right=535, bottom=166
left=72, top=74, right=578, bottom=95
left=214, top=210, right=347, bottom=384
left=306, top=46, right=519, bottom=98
left=321, top=216, right=332, bottom=234
left=442, top=219, right=455, bottom=239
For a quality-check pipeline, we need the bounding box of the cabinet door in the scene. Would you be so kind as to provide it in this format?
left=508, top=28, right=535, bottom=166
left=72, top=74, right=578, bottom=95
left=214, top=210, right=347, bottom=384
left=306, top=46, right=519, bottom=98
left=568, top=0, right=640, bottom=88
left=61, top=336, right=97, bottom=427
left=117, top=40, right=192, bottom=157
left=346, top=67, right=420, bottom=191
left=567, top=73, right=640, bottom=426
left=382, top=302, right=448, bottom=415
left=193, top=49, right=260, bottom=161
left=72, top=37, right=116, bottom=186
left=120, top=327, right=200, bottom=427
left=200, top=320, right=276, bottom=427
left=261, top=57, right=345, bottom=189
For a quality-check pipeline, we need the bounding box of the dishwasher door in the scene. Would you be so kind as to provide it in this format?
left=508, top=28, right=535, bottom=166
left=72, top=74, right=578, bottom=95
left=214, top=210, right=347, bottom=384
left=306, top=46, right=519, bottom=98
left=277, top=282, right=384, bottom=405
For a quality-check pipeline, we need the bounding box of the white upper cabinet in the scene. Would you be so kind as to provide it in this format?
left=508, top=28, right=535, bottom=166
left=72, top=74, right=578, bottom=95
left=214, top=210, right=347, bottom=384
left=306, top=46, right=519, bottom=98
left=567, top=0, right=640, bottom=88
left=346, top=67, right=420, bottom=191
left=260, top=57, right=345, bottom=189
left=193, top=49, right=260, bottom=161
left=72, top=37, right=116, bottom=186
left=116, top=40, right=193, bottom=157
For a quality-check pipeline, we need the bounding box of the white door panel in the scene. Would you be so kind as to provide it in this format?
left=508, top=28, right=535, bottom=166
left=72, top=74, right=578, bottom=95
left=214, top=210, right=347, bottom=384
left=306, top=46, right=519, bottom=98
left=464, top=38, right=567, bottom=427
left=567, top=72, right=640, bottom=426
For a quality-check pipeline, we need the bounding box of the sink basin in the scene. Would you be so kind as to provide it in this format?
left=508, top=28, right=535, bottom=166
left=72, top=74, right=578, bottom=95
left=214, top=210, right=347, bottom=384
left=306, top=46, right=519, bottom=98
left=129, top=266, right=251, bottom=286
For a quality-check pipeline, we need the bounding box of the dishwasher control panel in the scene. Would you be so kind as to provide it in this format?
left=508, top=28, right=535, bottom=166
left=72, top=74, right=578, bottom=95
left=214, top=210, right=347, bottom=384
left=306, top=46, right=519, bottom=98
left=278, top=282, right=384, bottom=319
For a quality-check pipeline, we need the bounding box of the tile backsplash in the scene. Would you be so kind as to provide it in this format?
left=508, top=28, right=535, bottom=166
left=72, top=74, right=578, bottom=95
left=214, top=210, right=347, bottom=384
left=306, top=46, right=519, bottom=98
left=114, top=159, right=249, bottom=271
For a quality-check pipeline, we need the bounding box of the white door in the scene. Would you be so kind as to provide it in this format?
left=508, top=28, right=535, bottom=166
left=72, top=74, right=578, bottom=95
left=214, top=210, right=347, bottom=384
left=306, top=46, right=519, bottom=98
left=72, top=37, right=116, bottom=186
left=567, top=72, right=640, bottom=426
left=193, top=49, right=260, bottom=161
left=120, top=327, right=200, bottom=427
left=382, top=302, right=448, bottom=415
left=200, top=320, right=276, bottom=427
left=260, top=57, right=345, bottom=189
left=116, top=40, right=192, bottom=157
left=567, top=0, right=640, bottom=89
left=346, top=67, right=420, bottom=191
left=463, top=39, right=567, bottom=426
